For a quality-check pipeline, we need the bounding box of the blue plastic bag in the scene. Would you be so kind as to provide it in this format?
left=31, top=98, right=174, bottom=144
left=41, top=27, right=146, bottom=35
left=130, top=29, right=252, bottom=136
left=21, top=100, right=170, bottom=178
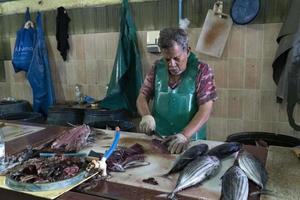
left=12, top=8, right=36, bottom=72
left=27, top=12, right=55, bottom=117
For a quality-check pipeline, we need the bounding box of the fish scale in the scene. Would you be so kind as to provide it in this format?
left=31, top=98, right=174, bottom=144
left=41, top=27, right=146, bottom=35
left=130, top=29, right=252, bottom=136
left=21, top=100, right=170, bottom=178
left=164, top=143, right=208, bottom=176
left=221, top=166, right=249, bottom=200
left=238, top=151, right=268, bottom=189
left=168, top=155, right=220, bottom=199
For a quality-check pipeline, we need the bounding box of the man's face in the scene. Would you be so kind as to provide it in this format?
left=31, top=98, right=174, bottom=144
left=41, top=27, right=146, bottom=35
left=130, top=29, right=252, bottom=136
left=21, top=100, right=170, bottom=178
left=161, top=43, right=188, bottom=76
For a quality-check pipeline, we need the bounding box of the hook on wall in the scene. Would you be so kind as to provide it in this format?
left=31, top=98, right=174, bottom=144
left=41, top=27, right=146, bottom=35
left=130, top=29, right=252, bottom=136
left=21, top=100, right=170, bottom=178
left=38, top=0, right=43, bottom=5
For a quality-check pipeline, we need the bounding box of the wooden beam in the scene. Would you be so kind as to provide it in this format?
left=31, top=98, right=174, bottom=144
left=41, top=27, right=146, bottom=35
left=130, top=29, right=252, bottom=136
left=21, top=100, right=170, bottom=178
left=0, top=0, right=158, bottom=15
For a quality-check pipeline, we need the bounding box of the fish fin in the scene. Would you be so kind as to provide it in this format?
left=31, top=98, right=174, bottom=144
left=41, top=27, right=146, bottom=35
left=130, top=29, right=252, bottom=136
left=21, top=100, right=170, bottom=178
left=160, top=173, right=169, bottom=177
left=123, top=161, right=150, bottom=169
left=181, top=156, right=194, bottom=160
left=155, top=193, right=168, bottom=198
left=156, top=193, right=178, bottom=200
left=159, top=173, right=173, bottom=180
left=250, top=189, right=273, bottom=197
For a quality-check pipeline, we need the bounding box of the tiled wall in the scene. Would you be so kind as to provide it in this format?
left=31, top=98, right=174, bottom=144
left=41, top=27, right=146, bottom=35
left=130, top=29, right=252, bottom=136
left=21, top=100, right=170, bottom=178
left=2, top=23, right=300, bottom=140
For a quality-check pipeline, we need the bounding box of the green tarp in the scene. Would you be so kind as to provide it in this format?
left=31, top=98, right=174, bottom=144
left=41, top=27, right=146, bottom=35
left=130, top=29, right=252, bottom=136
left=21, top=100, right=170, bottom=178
left=100, top=0, right=143, bottom=116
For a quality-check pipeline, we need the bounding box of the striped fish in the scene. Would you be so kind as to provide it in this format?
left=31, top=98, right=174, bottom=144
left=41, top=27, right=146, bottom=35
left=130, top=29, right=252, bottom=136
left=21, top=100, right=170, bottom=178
left=221, top=166, right=249, bottom=200
left=163, top=143, right=209, bottom=176
left=238, top=151, right=268, bottom=189
left=167, top=155, right=220, bottom=200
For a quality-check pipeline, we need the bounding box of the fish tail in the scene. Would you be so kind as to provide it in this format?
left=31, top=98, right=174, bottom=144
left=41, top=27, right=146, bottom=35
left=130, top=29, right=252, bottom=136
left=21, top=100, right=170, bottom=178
left=167, top=192, right=177, bottom=200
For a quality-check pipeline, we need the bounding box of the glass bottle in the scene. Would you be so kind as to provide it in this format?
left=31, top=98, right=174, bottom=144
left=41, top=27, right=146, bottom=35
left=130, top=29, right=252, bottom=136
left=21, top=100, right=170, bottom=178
left=0, top=126, right=5, bottom=170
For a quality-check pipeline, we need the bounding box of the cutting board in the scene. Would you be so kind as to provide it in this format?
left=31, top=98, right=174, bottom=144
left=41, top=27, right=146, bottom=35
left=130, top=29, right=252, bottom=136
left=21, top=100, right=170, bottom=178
left=82, top=130, right=238, bottom=199
left=260, top=146, right=300, bottom=200
left=195, top=9, right=232, bottom=58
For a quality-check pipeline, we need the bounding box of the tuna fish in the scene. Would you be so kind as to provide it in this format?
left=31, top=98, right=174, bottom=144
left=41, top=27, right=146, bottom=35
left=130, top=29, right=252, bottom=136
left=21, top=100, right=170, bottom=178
left=163, top=143, right=209, bottom=176
left=221, top=166, right=249, bottom=200
left=207, top=142, right=242, bottom=160
left=167, top=155, right=221, bottom=200
left=51, top=124, right=91, bottom=152
left=238, top=151, right=268, bottom=189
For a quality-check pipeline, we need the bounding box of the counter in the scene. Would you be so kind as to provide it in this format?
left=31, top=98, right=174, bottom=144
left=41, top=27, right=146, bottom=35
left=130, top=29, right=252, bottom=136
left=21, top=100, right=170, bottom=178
left=0, top=121, right=267, bottom=200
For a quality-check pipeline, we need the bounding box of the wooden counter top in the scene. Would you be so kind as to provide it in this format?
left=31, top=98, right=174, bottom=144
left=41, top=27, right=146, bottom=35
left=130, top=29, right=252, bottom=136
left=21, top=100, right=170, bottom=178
left=2, top=121, right=68, bottom=156
left=0, top=122, right=268, bottom=200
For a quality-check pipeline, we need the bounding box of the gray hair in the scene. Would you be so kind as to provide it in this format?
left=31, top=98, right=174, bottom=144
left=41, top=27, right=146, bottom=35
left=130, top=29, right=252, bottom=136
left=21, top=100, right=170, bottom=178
left=158, top=28, right=188, bottom=51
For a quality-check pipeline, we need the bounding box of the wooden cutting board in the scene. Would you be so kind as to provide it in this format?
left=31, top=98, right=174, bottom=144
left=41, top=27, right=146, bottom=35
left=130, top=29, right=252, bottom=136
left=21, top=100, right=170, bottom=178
left=260, top=146, right=300, bottom=200
left=196, top=9, right=232, bottom=58
left=82, top=130, right=238, bottom=199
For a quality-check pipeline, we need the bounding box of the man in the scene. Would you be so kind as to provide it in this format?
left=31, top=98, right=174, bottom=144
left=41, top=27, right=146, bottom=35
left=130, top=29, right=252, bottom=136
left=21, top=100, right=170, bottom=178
left=136, top=28, right=217, bottom=154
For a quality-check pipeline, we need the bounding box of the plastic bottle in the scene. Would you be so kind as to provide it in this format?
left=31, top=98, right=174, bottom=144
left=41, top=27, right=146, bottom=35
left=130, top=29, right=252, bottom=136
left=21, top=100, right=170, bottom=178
left=75, top=84, right=82, bottom=104
left=0, top=127, right=5, bottom=170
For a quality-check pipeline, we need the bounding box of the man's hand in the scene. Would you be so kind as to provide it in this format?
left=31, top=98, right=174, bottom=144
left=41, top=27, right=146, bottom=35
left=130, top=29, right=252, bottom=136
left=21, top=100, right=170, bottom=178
left=163, top=133, right=189, bottom=154
left=139, top=115, right=156, bottom=135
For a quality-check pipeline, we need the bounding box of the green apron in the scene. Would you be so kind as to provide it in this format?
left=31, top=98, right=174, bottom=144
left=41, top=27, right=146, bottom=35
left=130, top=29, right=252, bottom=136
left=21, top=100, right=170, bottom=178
left=152, top=52, right=206, bottom=140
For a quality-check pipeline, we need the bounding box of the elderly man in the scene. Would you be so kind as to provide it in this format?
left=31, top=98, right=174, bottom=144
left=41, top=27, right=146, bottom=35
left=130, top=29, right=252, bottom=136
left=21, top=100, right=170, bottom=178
left=137, top=28, right=217, bottom=154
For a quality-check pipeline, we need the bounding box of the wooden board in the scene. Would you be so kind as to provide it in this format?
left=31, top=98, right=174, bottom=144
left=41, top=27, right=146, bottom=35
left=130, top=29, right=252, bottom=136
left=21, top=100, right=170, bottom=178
left=81, top=130, right=238, bottom=199
left=195, top=9, right=232, bottom=58
left=260, top=146, right=300, bottom=200
left=0, top=123, right=45, bottom=142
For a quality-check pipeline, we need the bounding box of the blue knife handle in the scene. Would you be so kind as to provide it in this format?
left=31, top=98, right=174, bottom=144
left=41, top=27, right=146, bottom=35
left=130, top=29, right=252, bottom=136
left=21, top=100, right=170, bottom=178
left=103, top=130, right=120, bottom=159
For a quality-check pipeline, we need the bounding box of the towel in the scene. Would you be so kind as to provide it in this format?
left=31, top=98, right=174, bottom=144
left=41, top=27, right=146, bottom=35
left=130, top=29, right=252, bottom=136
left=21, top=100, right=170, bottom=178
left=56, top=7, right=70, bottom=61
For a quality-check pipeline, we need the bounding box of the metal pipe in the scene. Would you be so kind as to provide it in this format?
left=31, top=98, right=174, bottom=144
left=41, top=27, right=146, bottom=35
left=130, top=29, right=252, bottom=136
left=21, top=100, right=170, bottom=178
left=178, top=0, right=182, bottom=25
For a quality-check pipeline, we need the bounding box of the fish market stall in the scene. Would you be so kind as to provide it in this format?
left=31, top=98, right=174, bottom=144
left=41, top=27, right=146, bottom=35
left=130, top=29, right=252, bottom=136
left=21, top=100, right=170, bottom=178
left=0, top=121, right=268, bottom=200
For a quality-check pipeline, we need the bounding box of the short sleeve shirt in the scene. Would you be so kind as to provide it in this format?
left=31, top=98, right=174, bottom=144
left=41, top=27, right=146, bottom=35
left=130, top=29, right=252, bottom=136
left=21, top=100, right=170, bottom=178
left=140, top=59, right=217, bottom=106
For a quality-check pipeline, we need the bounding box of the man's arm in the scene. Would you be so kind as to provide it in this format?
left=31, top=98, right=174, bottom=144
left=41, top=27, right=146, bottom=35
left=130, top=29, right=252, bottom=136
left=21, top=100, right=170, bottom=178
left=136, top=93, right=151, bottom=117
left=182, top=62, right=216, bottom=138
left=136, top=93, right=156, bottom=134
left=182, top=100, right=213, bottom=139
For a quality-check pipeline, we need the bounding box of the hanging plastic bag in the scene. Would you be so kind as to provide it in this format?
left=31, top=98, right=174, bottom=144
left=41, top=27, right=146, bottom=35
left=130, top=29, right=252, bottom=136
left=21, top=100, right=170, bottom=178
left=27, top=12, right=55, bottom=117
left=12, top=8, right=36, bottom=73
left=100, top=0, right=143, bottom=116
